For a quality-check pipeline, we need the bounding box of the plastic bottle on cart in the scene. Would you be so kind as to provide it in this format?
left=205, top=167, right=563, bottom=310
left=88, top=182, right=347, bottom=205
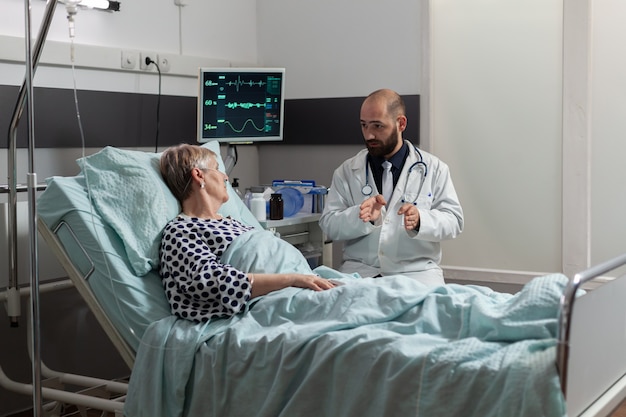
left=250, top=193, right=266, bottom=221
left=269, top=193, right=284, bottom=220
left=243, top=188, right=252, bottom=208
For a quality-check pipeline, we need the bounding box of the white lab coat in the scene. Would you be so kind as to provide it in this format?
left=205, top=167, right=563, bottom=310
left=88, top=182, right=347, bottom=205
left=319, top=141, right=464, bottom=286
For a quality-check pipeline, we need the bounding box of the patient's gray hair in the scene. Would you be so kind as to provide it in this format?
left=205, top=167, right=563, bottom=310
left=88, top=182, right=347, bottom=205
left=160, top=144, right=217, bottom=203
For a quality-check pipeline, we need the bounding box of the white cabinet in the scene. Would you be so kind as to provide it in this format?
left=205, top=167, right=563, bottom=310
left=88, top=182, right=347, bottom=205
left=259, top=213, right=332, bottom=267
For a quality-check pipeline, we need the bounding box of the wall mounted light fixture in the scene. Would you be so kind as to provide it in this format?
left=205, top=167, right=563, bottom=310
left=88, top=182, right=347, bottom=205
left=59, top=0, right=121, bottom=12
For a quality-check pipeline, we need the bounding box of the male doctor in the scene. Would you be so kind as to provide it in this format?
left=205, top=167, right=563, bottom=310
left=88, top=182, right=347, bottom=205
left=319, top=89, right=464, bottom=286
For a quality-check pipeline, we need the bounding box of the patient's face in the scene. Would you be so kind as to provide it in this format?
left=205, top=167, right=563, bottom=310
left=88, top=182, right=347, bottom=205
left=203, top=158, right=229, bottom=203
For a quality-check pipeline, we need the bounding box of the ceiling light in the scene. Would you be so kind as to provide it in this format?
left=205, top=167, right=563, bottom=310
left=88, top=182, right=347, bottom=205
left=60, top=0, right=121, bottom=13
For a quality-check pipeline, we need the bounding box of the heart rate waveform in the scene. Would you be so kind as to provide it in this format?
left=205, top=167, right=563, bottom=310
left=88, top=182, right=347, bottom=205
left=222, top=75, right=267, bottom=92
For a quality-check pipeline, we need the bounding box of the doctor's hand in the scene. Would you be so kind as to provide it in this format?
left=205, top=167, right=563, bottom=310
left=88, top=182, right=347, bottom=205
left=398, top=203, right=421, bottom=231
left=359, top=195, right=386, bottom=223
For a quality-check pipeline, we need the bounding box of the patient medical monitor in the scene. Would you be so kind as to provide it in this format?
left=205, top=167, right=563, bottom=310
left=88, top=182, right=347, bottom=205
left=197, top=67, right=286, bottom=144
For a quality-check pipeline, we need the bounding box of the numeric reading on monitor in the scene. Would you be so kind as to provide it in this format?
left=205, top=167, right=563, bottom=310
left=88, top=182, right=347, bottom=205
left=198, top=68, right=285, bottom=143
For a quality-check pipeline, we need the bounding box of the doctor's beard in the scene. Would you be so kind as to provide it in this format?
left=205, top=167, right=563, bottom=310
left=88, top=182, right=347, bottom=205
left=365, top=129, right=400, bottom=158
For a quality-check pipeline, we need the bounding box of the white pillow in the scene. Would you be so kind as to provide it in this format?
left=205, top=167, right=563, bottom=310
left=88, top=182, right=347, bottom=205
left=78, top=141, right=260, bottom=276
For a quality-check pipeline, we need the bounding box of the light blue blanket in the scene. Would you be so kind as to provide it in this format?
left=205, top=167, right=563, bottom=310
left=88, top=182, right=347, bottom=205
left=125, top=230, right=566, bottom=417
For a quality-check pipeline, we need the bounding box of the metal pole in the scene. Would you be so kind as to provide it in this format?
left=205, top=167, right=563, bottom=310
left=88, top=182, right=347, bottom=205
left=7, top=0, right=59, bottom=327
left=22, top=0, right=43, bottom=414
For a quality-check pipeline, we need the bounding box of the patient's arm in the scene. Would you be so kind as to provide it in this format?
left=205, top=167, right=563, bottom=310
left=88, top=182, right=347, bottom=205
left=249, top=273, right=336, bottom=298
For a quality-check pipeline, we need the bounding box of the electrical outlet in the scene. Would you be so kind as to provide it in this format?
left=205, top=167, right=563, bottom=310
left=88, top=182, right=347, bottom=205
left=121, top=50, right=137, bottom=69
left=157, top=54, right=171, bottom=72
left=140, top=52, right=157, bottom=70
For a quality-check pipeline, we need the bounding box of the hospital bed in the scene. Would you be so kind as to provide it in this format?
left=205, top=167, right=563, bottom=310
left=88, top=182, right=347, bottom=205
left=35, top=141, right=626, bottom=417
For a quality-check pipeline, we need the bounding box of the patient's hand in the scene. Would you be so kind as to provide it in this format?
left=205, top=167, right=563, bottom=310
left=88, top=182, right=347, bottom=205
left=290, top=274, right=337, bottom=291
left=250, top=273, right=336, bottom=297
left=359, top=195, right=386, bottom=223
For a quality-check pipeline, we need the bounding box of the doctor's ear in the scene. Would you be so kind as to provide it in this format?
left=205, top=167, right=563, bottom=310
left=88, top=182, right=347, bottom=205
left=397, top=115, right=407, bottom=132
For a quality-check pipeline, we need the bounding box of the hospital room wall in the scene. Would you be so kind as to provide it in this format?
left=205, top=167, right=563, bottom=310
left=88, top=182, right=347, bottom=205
left=428, top=0, right=564, bottom=283
left=428, top=0, right=626, bottom=283
left=589, top=0, right=626, bottom=277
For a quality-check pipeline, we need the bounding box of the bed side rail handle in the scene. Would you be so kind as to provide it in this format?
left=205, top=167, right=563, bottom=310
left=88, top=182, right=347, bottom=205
left=51, top=220, right=96, bottom=281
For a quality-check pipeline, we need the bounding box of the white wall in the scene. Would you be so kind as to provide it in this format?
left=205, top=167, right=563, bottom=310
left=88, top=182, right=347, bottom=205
left=590, top=0, right=626, bottom=271
left=430, top=0, right=563, bottom=276
left=0, top=0, right=257, bottom=94
left=430, top=0, right=626, bottom=280
left=257, top=0, right=421, bottom=99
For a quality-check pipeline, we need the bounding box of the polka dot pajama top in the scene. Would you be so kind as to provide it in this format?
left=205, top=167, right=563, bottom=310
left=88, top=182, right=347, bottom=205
left=159, top=214, right=255, bottom=322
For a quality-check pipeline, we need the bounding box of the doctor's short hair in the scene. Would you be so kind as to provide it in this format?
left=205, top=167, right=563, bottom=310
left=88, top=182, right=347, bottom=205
left=367, top=89, right=406, bottom=119
left=160, top=143, right=217, bottom=202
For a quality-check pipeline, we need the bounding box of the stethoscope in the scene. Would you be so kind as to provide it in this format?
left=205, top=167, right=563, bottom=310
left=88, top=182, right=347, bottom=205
left=361, top=146, right=428, bottom=205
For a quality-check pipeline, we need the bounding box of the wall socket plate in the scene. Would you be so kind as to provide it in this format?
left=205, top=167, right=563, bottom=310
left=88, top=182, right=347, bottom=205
left=157, top=54, right=171, bottom=72
left=140, top=52, right=157, bottom=70
left=121, top=50, right=137, bottom=69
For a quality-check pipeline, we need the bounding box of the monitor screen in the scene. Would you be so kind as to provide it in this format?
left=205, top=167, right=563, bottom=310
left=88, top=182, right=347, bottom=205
left=197, top=67, right=286, bottom=144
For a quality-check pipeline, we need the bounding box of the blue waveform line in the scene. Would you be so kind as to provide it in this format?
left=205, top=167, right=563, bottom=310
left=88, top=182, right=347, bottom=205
left=220, top=118, right=265, bottom=133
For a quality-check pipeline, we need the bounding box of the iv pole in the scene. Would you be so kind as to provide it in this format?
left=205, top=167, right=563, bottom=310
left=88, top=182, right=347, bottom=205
left=8, top=0, right=59, bottom=414
left=4, top=1, right=124, bottom=414
left=7, top=0, right=58, bottom=325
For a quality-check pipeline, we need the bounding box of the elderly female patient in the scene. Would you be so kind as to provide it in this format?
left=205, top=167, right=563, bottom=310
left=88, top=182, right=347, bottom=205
left=159, top=144, right=335, bottom=322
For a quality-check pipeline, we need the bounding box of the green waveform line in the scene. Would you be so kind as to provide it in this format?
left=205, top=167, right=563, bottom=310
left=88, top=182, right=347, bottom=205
left=226, top=102, right=265, bottom=109
left=221, top=118, right=265, bottom=133
left=226, top=76, right=267, bottom=91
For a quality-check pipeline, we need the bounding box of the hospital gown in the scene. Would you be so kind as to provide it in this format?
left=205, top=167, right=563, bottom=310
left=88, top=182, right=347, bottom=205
left=159, top=214, right=254, bottom=322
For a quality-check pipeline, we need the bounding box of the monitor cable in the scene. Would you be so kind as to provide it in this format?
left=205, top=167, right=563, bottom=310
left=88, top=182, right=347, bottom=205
left=224, top=144, right=238, bottom=176
left=145, top=57, right=162, bottom=153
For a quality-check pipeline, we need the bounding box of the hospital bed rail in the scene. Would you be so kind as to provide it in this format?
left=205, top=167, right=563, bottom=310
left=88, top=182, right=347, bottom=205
left=557, top=252, right=626, bottom=416
left=36, top=217, right=136, bottom=369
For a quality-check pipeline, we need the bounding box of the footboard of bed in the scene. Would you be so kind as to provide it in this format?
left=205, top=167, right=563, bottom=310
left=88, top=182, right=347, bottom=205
left=558, top=253, right=626, bottom=416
